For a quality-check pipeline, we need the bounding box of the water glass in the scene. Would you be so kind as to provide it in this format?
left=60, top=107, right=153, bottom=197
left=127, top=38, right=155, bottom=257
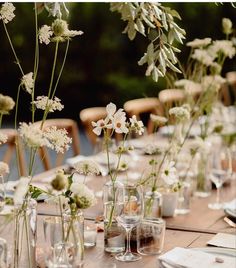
left=137, top=218, right=165, bottom=255
left=84, top=222, right=97, bottom=248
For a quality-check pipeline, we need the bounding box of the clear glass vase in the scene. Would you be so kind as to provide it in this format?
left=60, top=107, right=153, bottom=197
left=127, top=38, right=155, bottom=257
left=144, top=191, right=162, bottom=219
left=103, top=181, right=125, bottom=253
left=44, top=210, right=84, bottom=268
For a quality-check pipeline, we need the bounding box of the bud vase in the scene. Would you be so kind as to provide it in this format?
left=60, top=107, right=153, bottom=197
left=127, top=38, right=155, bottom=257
left=103, top=181, right=125, bottom=253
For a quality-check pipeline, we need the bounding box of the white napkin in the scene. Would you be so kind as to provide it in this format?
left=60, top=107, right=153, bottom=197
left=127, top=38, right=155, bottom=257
left=158, top=247, right=235, bottom=268
left=207, top=233, right=236, bottom=249
left=224, top=199, right=236, bottom=213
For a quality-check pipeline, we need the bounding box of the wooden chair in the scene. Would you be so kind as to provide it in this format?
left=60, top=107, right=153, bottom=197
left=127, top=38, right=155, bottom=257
left=0, top=129, right=26, bottom=176
left=124, top=97, right=164, bottom=134
left=80, top=107, right=107, bottom=146
left=225, top=71, right=236, bottom=105
left=33, top=119, right=80, bottom=170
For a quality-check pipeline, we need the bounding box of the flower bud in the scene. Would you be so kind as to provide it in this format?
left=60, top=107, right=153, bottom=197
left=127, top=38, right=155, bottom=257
left=51, top=170, right=68, bottom=191
left=0, top=94, right=15, bottom=114
left=52, top=19, right=68, bottom=36
left=222, top=18, right=232, bottom=35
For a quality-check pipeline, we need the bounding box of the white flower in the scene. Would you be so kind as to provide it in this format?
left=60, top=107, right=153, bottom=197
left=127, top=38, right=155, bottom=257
left=0, top=132, right=7, bottom=145
left=70, top=182, right=96, bottom=209
left=13, top=177, right=30, bottom=205
left=0, top=3, right=15, bottom=24
left=222, top=18, right=232, bottom=35
left=112, top=109, right=128, bottom=134
left=175, top=79, right=202, bottom=95
left=32, top=96, right=64, bottom=113
left=44, top=126, right=72, bottom=153
left=0, top=94, right=15, bottom=114
left=160, top=161, right=178, bottom=185
left=208, top=40, right=236, bottom=59
left=21, top=72, right=34, bottom=94
left=44, top=2, right=69, bottom=19
left=64, top=30, right=84, bottom=38
left=45, top=195, right=69, bottom=206
left=201, top=75, right=226, bottom=93
left=73, top=160, right=101, bottom=175
left=129, top=115, right=144, bottom=135
left=150, top=114, right=168, bottom=125
left=106, top=102, right=117, bottom=118
left=39, top=25, right=53, bottom=45
left=92, top=117, right=112, bottom=136
left=169, top=106, right=190, bottom=121
left=19, top=122, right=50, bottom=148
left=187, top=38, right=211, bottom=48
left=0, top=161, right=9, bottom=176
left=191, top=49, right=215, bottom=66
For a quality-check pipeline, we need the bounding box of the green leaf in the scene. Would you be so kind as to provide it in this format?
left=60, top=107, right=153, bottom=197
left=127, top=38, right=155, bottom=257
left=31, top=188, right=44, bottom=199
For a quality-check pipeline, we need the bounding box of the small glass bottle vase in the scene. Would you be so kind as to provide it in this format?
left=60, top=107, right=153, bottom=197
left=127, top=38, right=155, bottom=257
left=194, top=152, right=212, bottom=198
left=103, top=181, right=125, bottom=253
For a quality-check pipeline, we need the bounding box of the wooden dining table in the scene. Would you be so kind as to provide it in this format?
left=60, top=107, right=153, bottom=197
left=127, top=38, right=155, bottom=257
left=32, top=150, right=236, bottom=268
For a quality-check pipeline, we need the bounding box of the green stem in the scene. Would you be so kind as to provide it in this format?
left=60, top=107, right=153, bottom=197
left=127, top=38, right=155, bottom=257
left=0, top=113, right=3, bottom=128
left=2, top=22, right=24, bottom=76
left=14, top=85, right=21, bottom=129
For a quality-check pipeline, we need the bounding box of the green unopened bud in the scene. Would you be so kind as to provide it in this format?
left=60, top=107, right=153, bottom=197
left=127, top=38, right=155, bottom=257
left=51, top=170, right=68, bottom=191
left=0, top=94, right=15, bottom=114
left=222, top=18, right=232, bottom=35
left=52, top=19, right=68, bottom=36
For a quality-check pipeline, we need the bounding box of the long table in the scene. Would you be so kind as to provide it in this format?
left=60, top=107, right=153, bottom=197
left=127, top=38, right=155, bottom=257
left=32, top=161, right=236, bottom=268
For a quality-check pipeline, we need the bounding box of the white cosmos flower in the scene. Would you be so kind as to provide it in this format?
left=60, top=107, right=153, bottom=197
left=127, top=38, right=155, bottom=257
left=106, top=102, right=117, bottom=118
left=33, top=96, right=64, bottom=112
left=112, top=109, right=128, bottom=134
left=19, top=122, right=50, bottom=148
left=73, top=160, right=101, bottom=175
left=0, top=161, right=9, bottom=176
left=44, top=126, right=72, bottom=153
left=39, top=25, right=53, bottom=45
left=129, top=115, right=144, bottom=135
left=21, top=72, right=34, bottom=94
left=191, top=49, right=215, bottom=66
left=187, top=38, right=211, bottom=48
left=13, top=177, right=30, bottom=205
left=0, top=132, right=7, bottom=145
left=150, top=114, right=168, bottom=125
left=92, top=117, right=112, bottom=136
left=0, top=3, right=15, bottom=24
left=160, top=161, right=178, bottom=185
left=208, top=40, right=236, bottom=59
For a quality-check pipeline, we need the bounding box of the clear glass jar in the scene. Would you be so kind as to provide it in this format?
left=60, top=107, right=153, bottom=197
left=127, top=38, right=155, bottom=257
left=144, top=191, right=162, bottom=219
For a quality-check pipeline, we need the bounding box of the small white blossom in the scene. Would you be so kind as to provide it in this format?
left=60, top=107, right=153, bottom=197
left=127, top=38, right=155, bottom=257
left=191, top=49, right=215, bottom=66
left=39, top=25, right=53, bottom=45
left=208, top=40, right=236, bottom=59
left=92, top=117, right=112, bottom=136
left=13, top=177, right=30, bottom=205
left=21, top=72, right=34, bottom=94
left=106, top=102, right=117, bottom=118
left=160, top=161, right=178, bottom=185
left=222, top=18, right=232, bottom=35
left=112, top=109, right=128, bottom=134
left=175, top=79, right=202, bottom=95
left=150, top=114, right=168, bottom=125
left=169, top=106, right=190, bottom=121
left=0, top=132, right=7, bottom=145
left=0, top=161, right=9, bottom=176
left=44, top=126, right=72, bottom=153
left=32, top=96, right=64, bottom=113
left=187, top=38, right=211, bottom=48
left=129, top=115, right=144, bottom=135
left=73, top=160, right=101, bottom=175
left=19, top=122, right=50, bottom=148
left=70, top=182, right=96, bottom=209
left=64, top=30, right=84, bottom=38
left=0, top=3, right=15, bottom=24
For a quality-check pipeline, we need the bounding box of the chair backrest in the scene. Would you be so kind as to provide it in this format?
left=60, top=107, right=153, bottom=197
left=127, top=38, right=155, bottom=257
left=225, top=71, right=236, bottom=105
left=80, top=107, right=107, bottom=146
left=124, top=97, right=164, bottom=134
left=33, top=118, right=80, bottom=170
left=0, top=129, right=26, bottom=176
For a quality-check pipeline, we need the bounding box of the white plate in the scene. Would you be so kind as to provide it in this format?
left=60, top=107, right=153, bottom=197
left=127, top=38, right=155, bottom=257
left=224, top=208, right=236, bottom=218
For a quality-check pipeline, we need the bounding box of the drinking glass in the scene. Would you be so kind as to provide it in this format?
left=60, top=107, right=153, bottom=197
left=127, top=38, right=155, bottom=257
left=115, top=184, right=143, bottom=262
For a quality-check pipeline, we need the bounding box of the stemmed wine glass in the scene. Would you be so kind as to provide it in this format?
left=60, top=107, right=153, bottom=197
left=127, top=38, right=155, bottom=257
left=115, top=184, right=143, bottom=262
left=208, top=145, right=230, bottom=210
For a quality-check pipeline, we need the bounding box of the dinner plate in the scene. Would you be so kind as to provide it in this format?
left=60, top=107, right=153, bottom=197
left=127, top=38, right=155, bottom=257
left=159, top=247, right=236, bottom=268
left=224, top=208, right=236, bottom=218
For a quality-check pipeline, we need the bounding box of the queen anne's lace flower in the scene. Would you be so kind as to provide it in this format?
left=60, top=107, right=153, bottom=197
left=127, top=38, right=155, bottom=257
left=70, top=182, right=96, bottom=209
left=73, top=160, right=101, bottom=176
left=175, top=79, right=202, bottom=95
left=44, top=126, right=72, bottom=153
left=0, top=132, right=7, bottom=145
left=191, top=49, right=215, bottom=66
left=19, top=122, right=50, bottom=148
left=13, top=177, right=30, bottom=205
left=21, top=72, right=34, bottom=94
left=187, top=38, right=211, bottom=48
left=0, top=3, right=15, bottom=24
left=160, top=161, right=178, bottom=185
left=33, top=96, right=64, bottom=112
left=64, top=30, right=84, bottom=38
left=150, top=114, right=168, bottom=125
left=169, top=106, right=190, bottom=121
left=39, top=25, right=53, bottom=45
left=0, top=94, right=15, bottom=114
left=129, top=115, right=144, bottom=135
left=208, top=40, right=236, bottom=59
left=201, top=75, right=226, bottom=93
left=0, top=161, right=9, bottom=176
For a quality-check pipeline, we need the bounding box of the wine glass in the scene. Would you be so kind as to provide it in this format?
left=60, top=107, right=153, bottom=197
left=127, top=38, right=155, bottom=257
left=115, top=184, right=143, bottom=262
left=208, top=145, right=230, bottom=210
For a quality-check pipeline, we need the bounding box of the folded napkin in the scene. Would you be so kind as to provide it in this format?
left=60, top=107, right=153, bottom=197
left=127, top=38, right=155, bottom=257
left=207, top=233, right=236, bottom=249
left=224, top=199, right=236, bottom=213
left=158, top=247, right=235, bottom=268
